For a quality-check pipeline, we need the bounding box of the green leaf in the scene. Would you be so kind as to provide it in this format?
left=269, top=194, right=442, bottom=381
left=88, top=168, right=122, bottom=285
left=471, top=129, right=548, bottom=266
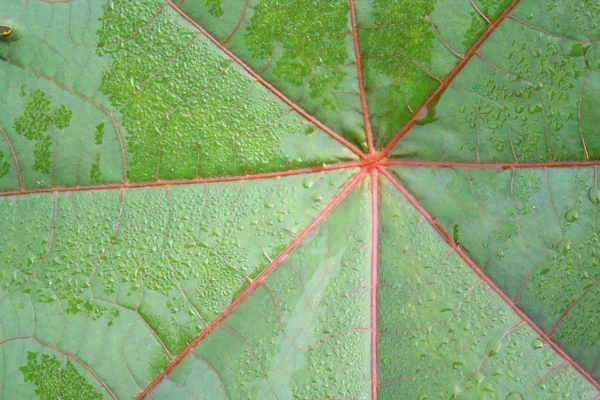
left=0, top=0, right=599, bottom=398
left=0, top=169, right=356, bottom=398
left=177, top=0, right=368, bottom=150
left=390, top=166, right=600, bottom=382
left=390, top=0, right=600, bottom=162
left=356, top=0, right=513, bottom=148
left=0, top=0, right=355, bottom=191
left=377, top=176, right=598, bottom=398
left=150, top=179, right=372, bottom=399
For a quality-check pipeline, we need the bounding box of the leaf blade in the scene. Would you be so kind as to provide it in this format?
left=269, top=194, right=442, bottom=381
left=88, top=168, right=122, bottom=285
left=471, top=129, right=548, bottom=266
left=378, top=172, right=599, bottom=397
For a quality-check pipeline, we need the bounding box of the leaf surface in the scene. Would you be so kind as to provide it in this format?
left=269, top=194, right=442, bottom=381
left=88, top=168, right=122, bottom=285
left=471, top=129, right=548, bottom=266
left=377, top=175, right=598, bottom=398
left=0, top=0, right=355, bottom=192
left=0, top=0, right=599, bottom=398
left=150, top=179, right=372, bottom=399
left=356, top=0, right=513, bottom=148
left=391, top=165, right=600, bottom=383
left=0, top=169, right=356, bottom=398
left=389, top=0, right=600, bottom=162
left=175, top=0, right=368, bottom=150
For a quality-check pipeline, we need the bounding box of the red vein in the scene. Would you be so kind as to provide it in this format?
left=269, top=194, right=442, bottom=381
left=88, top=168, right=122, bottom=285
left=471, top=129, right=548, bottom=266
left=166, top=0, right=366, bottom=159
left=378, top=167, right=600, bottom=391
left=0, top=161, right=365, bottom=198
left=349, top=0, right=374, bottom=154
left=0, top=125, right=23, bottom=191
left=370, top=167, right=378, bottom=399
left=381, top=160, right=600, bottom=169
left=136, top=168, right=368, bottom=399
left=379, top=0, right=522, bottom=158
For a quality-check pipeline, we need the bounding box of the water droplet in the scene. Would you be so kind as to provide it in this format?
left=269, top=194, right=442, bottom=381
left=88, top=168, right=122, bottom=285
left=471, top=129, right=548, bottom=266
left=528, top=103, right=542, bottom=114
left=452, top=361, right=463, bottom=369
left=532, top=338, right=545, bottom=349
left=506, top=393, right=522, bottom=400
left=302, top=179, right=314, bottom=189
left=565, top=209, right=578, bottom=222
left=183, top=240, right=196, bottom=248
left=588, top=186, right=600, bottom=204
left=474, top=372, right=485, bottom=386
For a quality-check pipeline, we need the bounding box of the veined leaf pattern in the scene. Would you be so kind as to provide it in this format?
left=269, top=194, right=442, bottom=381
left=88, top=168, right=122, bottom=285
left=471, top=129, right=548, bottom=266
left=0, top=0, right=598, bottom=398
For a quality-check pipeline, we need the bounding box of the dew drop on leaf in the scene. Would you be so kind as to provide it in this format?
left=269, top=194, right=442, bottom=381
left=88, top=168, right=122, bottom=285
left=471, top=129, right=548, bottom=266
left=588, top=186, right=600, bottom=204
left=302, top=179, right=314, bottom=189
left=528, top=103, right=542, bottom=114
left=531, top=338, right=545, bottom=349
left=565, top=209, right=578, bottom=222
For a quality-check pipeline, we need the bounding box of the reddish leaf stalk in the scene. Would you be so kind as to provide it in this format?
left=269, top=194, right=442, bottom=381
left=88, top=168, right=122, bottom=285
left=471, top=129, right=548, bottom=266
left=381, top=160, right=600, bottom=169
left=349, top=0, right=374, bottom=154
left=0, top=162, right=365, bottom=198
left=370, top=167, right=379, bottom=398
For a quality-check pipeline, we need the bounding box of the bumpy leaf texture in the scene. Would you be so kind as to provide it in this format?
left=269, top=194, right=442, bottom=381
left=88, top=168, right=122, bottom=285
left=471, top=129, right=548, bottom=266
left=0, top=0, right=599, bottom=399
